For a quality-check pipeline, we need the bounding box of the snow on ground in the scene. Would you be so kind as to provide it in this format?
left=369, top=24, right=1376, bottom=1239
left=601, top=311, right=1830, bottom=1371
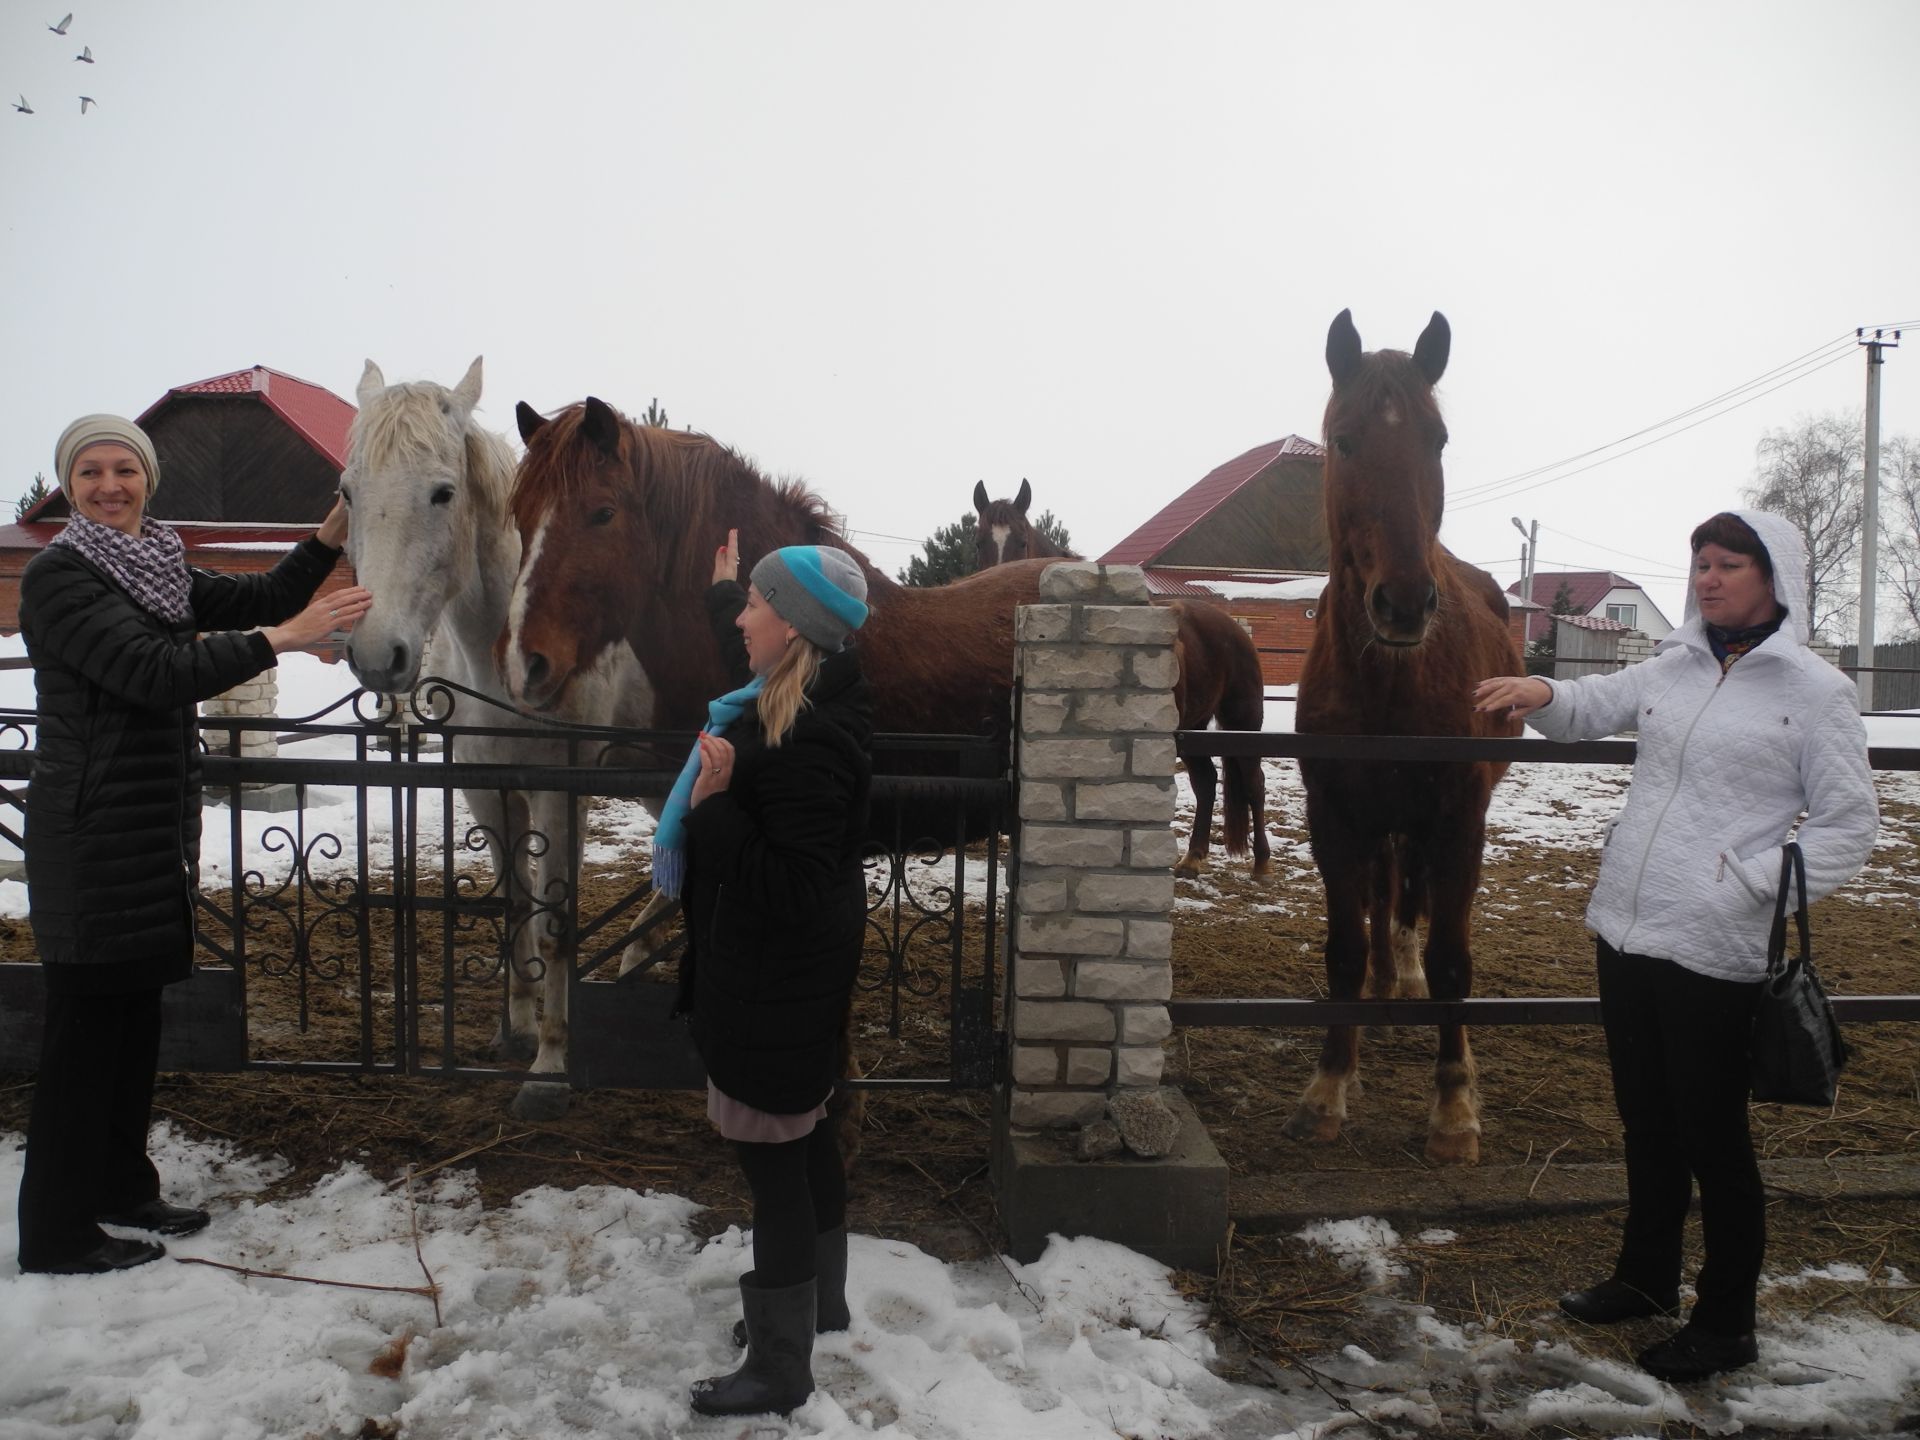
left=1, top=1127, right=1916, bottom=1438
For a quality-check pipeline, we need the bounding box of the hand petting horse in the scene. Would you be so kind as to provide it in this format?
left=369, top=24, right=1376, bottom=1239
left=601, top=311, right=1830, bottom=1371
left=972, top=478, right=1272, bottom=879
left=1289, top=310, right=1524, bottom=1165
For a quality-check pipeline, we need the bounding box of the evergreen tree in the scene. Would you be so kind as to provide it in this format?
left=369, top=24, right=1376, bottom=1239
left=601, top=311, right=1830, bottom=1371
left=899, top=512, right=980, bottom=586
left=13, top=471, right=49, bottom=522
left=1034, top=510, right=1074, bottom=555
left=641, top=397, right=669, bottom=428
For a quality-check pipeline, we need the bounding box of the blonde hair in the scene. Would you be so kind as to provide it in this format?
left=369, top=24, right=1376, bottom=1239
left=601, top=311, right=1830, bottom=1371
left=758, top=636, right=825, bottom=747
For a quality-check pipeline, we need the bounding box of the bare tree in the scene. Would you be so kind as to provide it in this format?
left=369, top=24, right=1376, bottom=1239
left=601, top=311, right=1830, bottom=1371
left=1878, top=434, right=1920, bottom=641
left=1742, top=411, right=1863, bottom=642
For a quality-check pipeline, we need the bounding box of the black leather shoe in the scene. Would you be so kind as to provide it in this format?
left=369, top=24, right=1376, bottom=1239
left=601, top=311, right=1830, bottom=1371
left=23, top=1236, right=166, bottom=1275
left=97, top=1200, right=211, bottom=1237
left=1638, top=1324, right=1759, bottom=1382
left=1558, top=1279, right=1680, bottom=1324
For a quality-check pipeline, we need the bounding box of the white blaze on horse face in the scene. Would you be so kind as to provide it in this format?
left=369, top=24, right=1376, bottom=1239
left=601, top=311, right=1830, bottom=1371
left=991, top=523, right=1011, bottom=565
left=504, top=513, right=551, bottom=704
left=1382, top=402, right=1400, bottom=427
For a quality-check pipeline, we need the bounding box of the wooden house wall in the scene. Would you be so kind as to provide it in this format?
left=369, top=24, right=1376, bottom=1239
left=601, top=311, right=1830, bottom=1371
left=1153, top=454, right=1329, bottom=572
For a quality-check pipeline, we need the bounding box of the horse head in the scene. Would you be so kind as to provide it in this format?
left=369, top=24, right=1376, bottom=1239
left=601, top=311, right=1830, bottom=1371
left=1322, top=309, right=1452, bottom=647
left=342, top=356, right=511, bottom=693
left=973, top=477, right=1037, bottom=569
left=502, top=396, right=651, bottom=711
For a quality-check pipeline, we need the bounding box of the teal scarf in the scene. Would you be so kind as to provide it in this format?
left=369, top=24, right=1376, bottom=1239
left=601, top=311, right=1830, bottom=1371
left=649, top=675, right=764, bottom=899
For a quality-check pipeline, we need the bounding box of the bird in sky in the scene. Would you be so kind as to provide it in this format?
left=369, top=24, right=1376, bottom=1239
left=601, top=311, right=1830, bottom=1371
left=48, top=13, right=72, bottom=35
left=12, top=96, right=32, bottom=114
left=79, top=95, right=95, bottom=113
left=75, top=45, right=93, bottom=63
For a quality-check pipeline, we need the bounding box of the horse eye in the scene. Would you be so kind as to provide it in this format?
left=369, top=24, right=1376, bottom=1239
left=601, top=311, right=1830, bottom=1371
left=338, top=486, right=353, bottom=507
left=430, top=486, right=454, bottom=506
left=589, top=506, right=616, bottom=527
left=1334, top=436, right=1355, bottom=459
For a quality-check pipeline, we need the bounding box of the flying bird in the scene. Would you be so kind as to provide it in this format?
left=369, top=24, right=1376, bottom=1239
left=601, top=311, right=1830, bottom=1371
left=12, top=96, right=32, bottom=114
left=49, top=13, right=72, bottom=35
left=79, top=95, right=94, bottom=113
left=76, top=45, right=93, bottom=62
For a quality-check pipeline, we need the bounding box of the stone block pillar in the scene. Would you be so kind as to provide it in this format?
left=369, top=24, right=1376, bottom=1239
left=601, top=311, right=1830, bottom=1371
left=992, top=562, right=1228, bottom=1272
left=201, top=669, right=280, bottom=766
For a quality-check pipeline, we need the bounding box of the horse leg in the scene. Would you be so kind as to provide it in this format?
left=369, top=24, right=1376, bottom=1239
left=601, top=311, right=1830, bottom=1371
left=1366, top=837, right=1427, bottom=1001
left=1176, top=750, right=1216, bottom=877
left=1418, top=803, right=1490, bottom=1166
left=1244, top=757, right=1272, bottom=879
left=469, top=787, right=538, bottom=1063
left=617, top=888, right=677, bottom=977
left=526, top=789, right=577, bottom=1077
left=1284, top=800, right=1369, bottom=1143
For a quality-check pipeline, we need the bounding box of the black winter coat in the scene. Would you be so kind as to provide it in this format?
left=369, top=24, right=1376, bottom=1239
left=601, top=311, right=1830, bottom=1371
left=679, top=581, right=874, bottom=1114
left=21, top=537, right=340, bottom=992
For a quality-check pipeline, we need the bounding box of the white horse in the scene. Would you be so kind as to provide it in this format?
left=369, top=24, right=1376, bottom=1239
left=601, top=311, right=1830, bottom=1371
left=340, top=357, right=655, bottom=1084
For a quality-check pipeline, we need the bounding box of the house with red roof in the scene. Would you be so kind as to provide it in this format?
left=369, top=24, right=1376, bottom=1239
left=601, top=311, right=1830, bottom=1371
left=1098, top=436, right=1531, bottom=685
left=1509, top=570, right=1673, bottom=647
left=0, top=365, right=359, bottom=638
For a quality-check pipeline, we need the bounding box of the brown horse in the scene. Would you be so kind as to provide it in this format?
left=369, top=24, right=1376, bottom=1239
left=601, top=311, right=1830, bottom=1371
left=502, top=398, right=1051, bottom=770
left=973, top=478, right=1072, bottom=569
left=1286, top=309, right=1522, bottom=1166
left=972, top=481, right=1271, bottom=879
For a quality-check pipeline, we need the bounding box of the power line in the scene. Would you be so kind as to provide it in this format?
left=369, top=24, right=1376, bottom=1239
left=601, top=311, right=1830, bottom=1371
left=1452, top=346, right=1859, bottom=511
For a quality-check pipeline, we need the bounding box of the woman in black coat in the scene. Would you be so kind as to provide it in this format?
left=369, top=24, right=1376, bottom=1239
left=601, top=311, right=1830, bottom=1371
left=15, top=413, right=372, bottom=1276
left=651, top=532, right=873, bottom=1418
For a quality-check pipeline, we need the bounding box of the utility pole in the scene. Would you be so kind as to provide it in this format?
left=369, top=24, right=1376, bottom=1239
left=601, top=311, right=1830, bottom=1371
left=1511, top=515, right=1539, bottom=643
left=1856, top=327, right=1902, bottom=712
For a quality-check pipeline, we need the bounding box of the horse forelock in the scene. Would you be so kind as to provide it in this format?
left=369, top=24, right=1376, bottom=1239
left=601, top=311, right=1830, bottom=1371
left=1322, top=350, right=1441, bottom=441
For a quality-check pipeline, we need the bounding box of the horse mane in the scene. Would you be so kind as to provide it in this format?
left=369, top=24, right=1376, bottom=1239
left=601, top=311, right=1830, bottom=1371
left=511, top=402, right=895, bottom=598
left=351, top=381, right=517, bottom=520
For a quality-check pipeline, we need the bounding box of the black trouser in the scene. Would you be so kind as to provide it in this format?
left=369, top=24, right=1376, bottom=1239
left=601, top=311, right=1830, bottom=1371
left=16, top=987, right=165, bottom=1268
left=1596, top=939, right=1765, bottom=1335
left=733, top=1123, right=847, bottom=1289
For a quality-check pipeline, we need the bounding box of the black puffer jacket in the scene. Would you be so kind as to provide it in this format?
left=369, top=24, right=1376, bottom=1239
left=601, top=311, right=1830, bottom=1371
left=679, top=581, right=874, bottom=1114
left=22, top=537, right=340, bottom=991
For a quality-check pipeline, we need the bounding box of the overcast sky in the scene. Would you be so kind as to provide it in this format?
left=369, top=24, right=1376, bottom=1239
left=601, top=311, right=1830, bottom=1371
left=3, top=1, right=1916, bottom=630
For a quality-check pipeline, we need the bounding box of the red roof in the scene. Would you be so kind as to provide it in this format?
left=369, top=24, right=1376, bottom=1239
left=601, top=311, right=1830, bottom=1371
left=1100, top=435, right=1323, bottom=566
left=140, top=365, right=354, bottom=469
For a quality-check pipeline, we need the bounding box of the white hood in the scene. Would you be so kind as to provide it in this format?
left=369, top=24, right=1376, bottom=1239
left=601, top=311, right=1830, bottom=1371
left=1675, top=507, right=1811, bottom=647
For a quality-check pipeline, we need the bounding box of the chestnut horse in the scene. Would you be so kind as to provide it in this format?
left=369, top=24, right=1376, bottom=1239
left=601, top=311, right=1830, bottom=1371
left=972, top=481, right=1271, bottom=879
left=501, top=398, right=1053, bottom=800
left=1286, top=310, right=1522, bottom=1166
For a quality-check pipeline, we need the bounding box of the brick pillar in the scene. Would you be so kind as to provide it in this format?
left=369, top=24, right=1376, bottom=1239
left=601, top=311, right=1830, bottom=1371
left=993, top=562, right=1227, bottom=1271
left=201, top=668, right=280, bottom=769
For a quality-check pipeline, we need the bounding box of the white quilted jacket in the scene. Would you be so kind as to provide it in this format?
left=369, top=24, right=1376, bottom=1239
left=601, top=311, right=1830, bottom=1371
left=1528, top=509, right=1877, bottom=980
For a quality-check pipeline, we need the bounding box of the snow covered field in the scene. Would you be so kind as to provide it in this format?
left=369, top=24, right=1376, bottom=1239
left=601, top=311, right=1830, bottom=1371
left=4, top=652, right=1919, bottom=1435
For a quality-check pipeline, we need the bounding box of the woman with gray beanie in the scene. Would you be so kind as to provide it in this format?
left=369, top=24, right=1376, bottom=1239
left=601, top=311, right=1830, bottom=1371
left=15, top=414, right=372, bottom=1275
left=658, top=529, right=873, bottom=1418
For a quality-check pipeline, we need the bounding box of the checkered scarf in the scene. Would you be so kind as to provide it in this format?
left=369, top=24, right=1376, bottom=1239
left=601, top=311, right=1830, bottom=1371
left=49, top=512, right=194, bottom=624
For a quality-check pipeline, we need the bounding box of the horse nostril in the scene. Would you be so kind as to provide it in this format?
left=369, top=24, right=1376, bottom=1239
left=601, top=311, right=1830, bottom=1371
left=390, top=643, right=409, bottom=680
left=524, top=653, right=550, bottom=692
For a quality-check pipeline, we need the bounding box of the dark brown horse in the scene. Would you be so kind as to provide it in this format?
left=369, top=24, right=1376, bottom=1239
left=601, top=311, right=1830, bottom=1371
left=502, top=398, right=1051, bottom=770
left=1286, top=310, right=1522, bottom=1166
left=972, top=481, right=1271, bottom=879
left=973, top=479, right=1072, bottom=569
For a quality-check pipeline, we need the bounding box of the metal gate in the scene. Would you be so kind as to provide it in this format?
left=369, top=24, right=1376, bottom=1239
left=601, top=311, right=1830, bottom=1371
left=0, top=680, right=1011, bottom=1091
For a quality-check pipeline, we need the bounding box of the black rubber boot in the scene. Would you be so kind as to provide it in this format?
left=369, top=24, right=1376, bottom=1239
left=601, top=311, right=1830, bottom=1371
left=693, top=1273, right=816, bottom=1417
left=732, top=1226, right=851, bottom=1346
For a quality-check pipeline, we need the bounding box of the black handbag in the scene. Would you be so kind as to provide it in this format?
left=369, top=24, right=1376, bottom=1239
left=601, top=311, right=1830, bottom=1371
left=1749, top=843, right=1849, bottom=1107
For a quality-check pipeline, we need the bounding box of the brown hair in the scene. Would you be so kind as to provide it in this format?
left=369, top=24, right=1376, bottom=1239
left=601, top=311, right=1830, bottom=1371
left=1689, top=512, right=1774, bottom=580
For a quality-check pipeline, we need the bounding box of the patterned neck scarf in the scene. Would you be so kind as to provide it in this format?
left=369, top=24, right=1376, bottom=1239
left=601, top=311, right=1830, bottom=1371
left=1706, top=613, right=1785, bottom=672
left=49, top=511, right=193, bottom=624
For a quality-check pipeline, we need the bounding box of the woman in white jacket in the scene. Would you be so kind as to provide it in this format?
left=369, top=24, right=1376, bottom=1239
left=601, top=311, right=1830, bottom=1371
left=1474, top=509, right=1876, bottom=1383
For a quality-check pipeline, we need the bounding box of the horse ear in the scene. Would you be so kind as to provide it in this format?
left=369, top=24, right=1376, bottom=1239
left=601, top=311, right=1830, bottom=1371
left=452, top=356, right=483, bottom=413
left=1015, top=478, right=1032, bottom=514
left=516, top=402, right=548, bottom=443
left=1413, top=311, right=1450, bottom=386
left=582, top=396, right=622, bottom=457
left=973, top=480, right=990, bottom=513
left=357, top=359, right=386, bottom=408
left=1326, top=309, right=1363, bottom=387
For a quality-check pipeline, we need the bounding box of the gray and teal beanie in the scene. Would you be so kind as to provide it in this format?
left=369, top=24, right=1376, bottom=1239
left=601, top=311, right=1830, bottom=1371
left=750, top=545, right=870, bottom=652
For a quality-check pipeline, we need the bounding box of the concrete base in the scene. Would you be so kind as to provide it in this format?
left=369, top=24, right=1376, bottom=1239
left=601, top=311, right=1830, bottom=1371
left=208, top=783, right=303, bottom=813
left=991, top=1087, right=1229, bottom=1273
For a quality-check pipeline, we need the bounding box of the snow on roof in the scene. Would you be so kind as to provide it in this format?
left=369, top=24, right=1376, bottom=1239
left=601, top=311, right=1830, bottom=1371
left=1194, top=576, right=1327, bottom=602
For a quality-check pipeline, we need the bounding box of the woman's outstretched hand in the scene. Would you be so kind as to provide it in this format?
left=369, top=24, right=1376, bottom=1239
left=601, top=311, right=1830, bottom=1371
left=1472, top=674, right=1553, bottom=719
left=262, top=586, right=373, bottom=654
left=713, top=528, right=740, bottom=586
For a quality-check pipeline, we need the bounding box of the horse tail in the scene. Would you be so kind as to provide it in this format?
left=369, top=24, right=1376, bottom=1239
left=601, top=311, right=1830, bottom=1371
left=1216, top=622, right=1268, bottom=858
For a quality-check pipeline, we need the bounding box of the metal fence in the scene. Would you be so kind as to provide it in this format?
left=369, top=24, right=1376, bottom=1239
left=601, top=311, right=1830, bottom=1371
left=0, top=679, right=1011, bottom=1091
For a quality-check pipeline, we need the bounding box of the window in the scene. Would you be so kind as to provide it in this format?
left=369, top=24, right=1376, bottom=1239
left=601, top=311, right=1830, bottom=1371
left=1605, top=603, right=1637, bottom=627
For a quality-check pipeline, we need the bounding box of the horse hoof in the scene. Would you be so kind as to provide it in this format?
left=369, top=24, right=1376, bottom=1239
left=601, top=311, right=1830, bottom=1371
left=1281, top=1107, right=1341, bottom=1144
left=487, top=1033, right=538, bottom=1064
left=509, top=1081, right=571, bottom=1121
left=1424, top=1130, right=1480, bottom=1166
left=1173, top=857, right=1205, bottom=878
left=1251, top=858, right=1274, bottom=880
